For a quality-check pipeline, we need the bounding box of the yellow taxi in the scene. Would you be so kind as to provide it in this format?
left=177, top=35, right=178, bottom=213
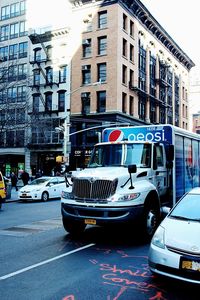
left=0, top=171, right=7, bottom=209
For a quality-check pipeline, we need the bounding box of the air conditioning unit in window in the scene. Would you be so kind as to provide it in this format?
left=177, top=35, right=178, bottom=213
left=82, top=39, right=90, bottom=45
left=82, top=65, right=90, bottom=70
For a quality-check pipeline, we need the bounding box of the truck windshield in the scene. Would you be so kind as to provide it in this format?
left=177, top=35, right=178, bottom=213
left=88, top=143, right=151, bottom=168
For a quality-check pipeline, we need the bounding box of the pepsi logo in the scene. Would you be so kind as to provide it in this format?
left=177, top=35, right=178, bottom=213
left=108, top=130, right=124, bottom=142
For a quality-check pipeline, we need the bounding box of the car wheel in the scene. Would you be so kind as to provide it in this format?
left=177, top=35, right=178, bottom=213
left=62, top=218, right=86, bottom=235
left=41, top=191, right=49, bottom=202
left=143, top=200, right=160, bottom=240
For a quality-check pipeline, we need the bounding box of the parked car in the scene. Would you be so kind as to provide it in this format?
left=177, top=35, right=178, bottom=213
left=148, top=187, right=200, bottom=285
left=18, top=176, right=66, bottom=202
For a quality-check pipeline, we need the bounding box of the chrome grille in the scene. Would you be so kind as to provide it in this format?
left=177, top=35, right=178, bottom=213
left=72, top=178, right=117, bottom=200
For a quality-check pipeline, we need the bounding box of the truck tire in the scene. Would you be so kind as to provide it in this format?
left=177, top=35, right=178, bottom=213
left=62, top=218, right=86, bottom=235
left=143, top=199, right=160, bottom=240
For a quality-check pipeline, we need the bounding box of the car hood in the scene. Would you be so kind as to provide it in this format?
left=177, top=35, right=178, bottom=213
left=20, top=185, right=44, bottom=192
left=163, top=218, right=200, bottom=254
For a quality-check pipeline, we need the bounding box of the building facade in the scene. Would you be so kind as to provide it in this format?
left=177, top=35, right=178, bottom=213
left=0, top=0, right=195, bottom=175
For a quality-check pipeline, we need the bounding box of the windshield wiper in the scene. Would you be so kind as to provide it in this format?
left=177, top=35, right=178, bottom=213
left=170, top=215, right=192, bottom=221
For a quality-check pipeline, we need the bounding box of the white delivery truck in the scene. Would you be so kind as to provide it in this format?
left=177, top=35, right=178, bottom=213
left=61, top=125, right=200, bottom=238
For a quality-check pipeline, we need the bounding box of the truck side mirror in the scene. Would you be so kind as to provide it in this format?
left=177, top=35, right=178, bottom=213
left=167, top=145, right=174, bottom=161
left=128, top=164, right=137, bottom=174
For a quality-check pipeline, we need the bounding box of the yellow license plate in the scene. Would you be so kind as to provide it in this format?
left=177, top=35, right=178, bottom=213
left=84, top=219, right=96, bottom=225
left=181, top=260, right=200, bottom=271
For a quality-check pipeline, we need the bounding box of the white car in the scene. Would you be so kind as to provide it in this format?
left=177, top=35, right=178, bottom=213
left=148, top=187, right=200, bottom=285
left=18, top=176, right=66, bottom=202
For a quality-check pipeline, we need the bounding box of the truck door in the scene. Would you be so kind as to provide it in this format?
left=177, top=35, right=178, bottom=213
left=153, top=144, right=168, bottom=197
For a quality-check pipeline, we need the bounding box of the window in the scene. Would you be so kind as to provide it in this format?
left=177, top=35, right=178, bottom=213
left=9, top=44, right=18, bottom=60
left=82, top=39, right=91, bottom=58
left=0, top=67, right=7, bottom=83
left=18, top=63, right=27, bottom=80
left=17, top=86, right=26, bottom=102
left=0, top=25, right=9, bottom=41
left=34, top=48, right=41, bottom=62
left=16, top=108, right=25, bottom=124
left=33, top=95, right=40, bottom=113
left=19, top=42, right=27, bottom=58
left=19, top=21, right=27, bottom=36
left=81, top=92, right=90, bottom=114
left=0, top=46, right=8, bottom=61
left=138, top=96, right=146, bottom=121
left=59, top=66, right=67, bottom=83
left=16, top=130, right=24, bottom=147
left=82, top=65, right=91, bottom=85
left=155, top=145, right=164, bottom=167
left=97, top=91, right=106, bottom=112
left=122, top=64, right=127, bottom=85
left=10, top=23, right=19, bottom=39
left=129, top=69, right=134, bottom=87
left=130, top=20, right=134, bottom=37
left=150, top=103, right=156, bottom=123
left=139, top=44, right=146, bottom=91
left=20, top=1, right=26, bottom=15
left=97, top=63, right=106, bottom=83
left=7, top=87, right=17, bottom=103
left=122, top=92, right=127, bottom=113
left=6, top=131, right=14, bottom=147
left=129, top=96, right=134, bottom=116
left=123, top=14, right=127, bottom=31
left=98, top=36, right=107, bottom=55
left=1, top=6, right=10, bottom=20
left=130, top=44, right=134, bottom=62
left=45, top=93, right=52, bottom=111
left=33, top=69, right=40, bottom=86
left=46, top=67, right=53, bottom=84
left=8, top=65, right=18, bottom=82
left=10, top=3, right=20, bottom=18
left=98, top=11, right=107, bottom=29
left=122, top=38, right=127, bottom=57
left=58, top=91, right=65, bottom=112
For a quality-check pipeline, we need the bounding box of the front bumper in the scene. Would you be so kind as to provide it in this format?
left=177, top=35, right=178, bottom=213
left=148, top=243, right=200, bottom=284
left=61, top=202, right=143, bottom=225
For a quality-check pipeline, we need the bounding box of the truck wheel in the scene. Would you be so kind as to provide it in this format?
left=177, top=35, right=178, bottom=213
left=143, top=202, right=160, bottom=239
left=62, top=218, right=86, bottom=235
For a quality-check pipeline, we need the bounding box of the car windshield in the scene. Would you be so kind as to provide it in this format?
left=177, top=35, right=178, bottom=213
left=88, top=143, right=151, bottom=168
left=29, top=178, right=49, bottom=185
left=170, top=193, right=200, bottom=221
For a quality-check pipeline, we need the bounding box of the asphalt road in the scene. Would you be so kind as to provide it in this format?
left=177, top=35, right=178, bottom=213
left=0, top=201, right=199, bottom=300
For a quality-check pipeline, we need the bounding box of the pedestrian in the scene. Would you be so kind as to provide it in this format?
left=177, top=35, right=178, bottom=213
left=10, top=172, right=18, bottom=191
left=21, top=170, right=30, bottom=186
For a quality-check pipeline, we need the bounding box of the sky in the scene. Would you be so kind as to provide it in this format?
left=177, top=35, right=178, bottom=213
left=142, top=0, right=200, bottom=118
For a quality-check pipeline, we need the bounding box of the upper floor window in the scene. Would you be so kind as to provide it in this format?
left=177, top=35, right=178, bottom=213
left=33, top=94, right=40, bottom=113
left=19, top=42, right=28, bottom=58
left=10, top=22, right=19, bottom=39
left=0, top=46, right=8, bottom=61
left=59, top=66, right=67, bottom=83
left=97, top=91, right=106, bottom=113
left=123, top=13, right=127, bottom=31
left=130, top=20, right=134, bottom=37
left=8, top=65, right=18, bottom=82
left=10, top=2, right=20, bottom=18
left=9, top=44, right=18, bottom=60
left=20, top=1, right=26, bottom=15
left=34, top=48, right=42, bottom=62
left=97, top=63, right=107, bottom=83
left=33, top=69, right=40, bottom=86
left=17, top=86, right=26, bottom=102
left=81, top=92, right=90, bottom=115
left=46, top=67, right=53, bottom=84
left=98, top=11, right=107, bottom=29
left=19, top=21, right=27, bottom=36
left=82, top=65, right=91, bottom=85
left=130, top=44, right=134, bottom=62
left=45, top=92, right=52, bottom=111
left=122, top=38, right=127, bottom=57
left=82, top=39, right=92, bottom=58
left=98, top=36, right=107, bottom=55
left=0, top=25, right=9, bottom=41
left=7, top=87, right=17, bottom=103
left=18, top=63, right=27, bottom=80
left=58, top=91, right=65, bottom=112
left=122, top=64, right=127, bottom=85
left=1, top=5, right=10, bottom=20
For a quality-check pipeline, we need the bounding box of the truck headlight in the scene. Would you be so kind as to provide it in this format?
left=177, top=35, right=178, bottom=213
left=151, top=226, right=165, bottom=249
left=61, top=191, right=74, bottom=199
left=116, top=193, right=140, bottom=202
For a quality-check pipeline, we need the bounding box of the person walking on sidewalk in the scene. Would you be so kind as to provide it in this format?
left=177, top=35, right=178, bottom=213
left=21, top=170, right=30, bottom=186
left=10, top=172, right=18, bottom=191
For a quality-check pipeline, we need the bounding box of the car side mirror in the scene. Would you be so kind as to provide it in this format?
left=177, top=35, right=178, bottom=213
left=128, top=164, right=137, bottom=174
